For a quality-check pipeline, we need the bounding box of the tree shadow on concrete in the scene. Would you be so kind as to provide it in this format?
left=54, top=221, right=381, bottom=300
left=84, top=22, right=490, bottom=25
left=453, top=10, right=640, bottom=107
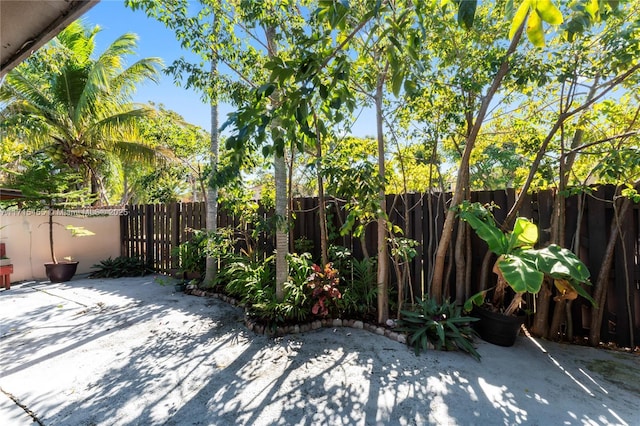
left=2, top=277, right=636, bottom=425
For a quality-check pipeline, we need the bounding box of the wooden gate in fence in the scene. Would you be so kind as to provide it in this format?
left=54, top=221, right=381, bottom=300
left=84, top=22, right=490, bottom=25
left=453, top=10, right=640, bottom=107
left=121, top=187, right=640, bottom=348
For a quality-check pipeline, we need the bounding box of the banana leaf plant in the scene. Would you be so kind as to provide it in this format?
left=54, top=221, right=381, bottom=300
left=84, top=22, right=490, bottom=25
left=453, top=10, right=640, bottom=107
left=457, top=201, right=595, bottom=316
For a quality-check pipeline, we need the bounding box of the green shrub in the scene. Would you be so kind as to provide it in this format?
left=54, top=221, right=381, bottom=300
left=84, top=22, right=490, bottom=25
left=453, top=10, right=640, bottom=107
left=398, top=297, right=481, bottom=361
left=245, top=253, right=314, bottom=327
left=90, top=256, right=153, bottom=278
left=328, top=244, right=351, bottom=273
left=337, top=257, right=377, bottom=318
left=250, top=280, right=310, bottom=327
left=224, top=255, right=275, bottom=303
left=171, top=228, right=207, bottom=277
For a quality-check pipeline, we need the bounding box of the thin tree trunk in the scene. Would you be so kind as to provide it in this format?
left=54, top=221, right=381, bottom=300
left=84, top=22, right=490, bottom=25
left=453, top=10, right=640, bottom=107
left=266, top=25, right=288, bottom=302
left=479, top=251, right=492, bottom=291
left=425, top=192, right=434, bottom=297
left=360, top=234, right=370, bottom=260
left=314, top=114, right=329, bottom=266
left=424, top=139, right=440, bottom=297
left=531, top=279, right=553, bottom=337
left=288, top=144, right=296, bottom=253
left=454, top=218, right=466, bottom=305
left=589, top=195, right=632, bottom=346
left=543, top=78, right=598, bottom=337
left=548, top=298, right=567, bottom=340
left=274, top=154, right=288, bottom=302
left=464, top=227, right=472, bottom=303
left=565, top=193, right=587, bottom=342
left=375, top=71, right=389, bottom=324
left=431, top=23, right=525, bottom=301
left=394, top=251, right=404, bottom=319
left=204, top=57, right=219, bottom=288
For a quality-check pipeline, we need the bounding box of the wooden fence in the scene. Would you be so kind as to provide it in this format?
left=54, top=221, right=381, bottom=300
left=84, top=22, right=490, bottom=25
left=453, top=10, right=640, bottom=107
left=121, top=187, right=640, bottom=348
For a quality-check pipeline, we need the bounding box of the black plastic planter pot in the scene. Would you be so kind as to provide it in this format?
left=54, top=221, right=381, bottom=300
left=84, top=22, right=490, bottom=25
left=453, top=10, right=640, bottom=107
left=472, top=306, right=526, bottom=347
left=45, top=261, right=79, bottom=283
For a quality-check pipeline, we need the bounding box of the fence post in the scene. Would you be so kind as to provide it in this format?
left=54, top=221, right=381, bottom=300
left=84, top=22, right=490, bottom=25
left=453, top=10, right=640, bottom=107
left=120, top=205, right=129, bottom=257
left=145, top=204, right=154, bottom=268
left=171, top=203, right=180, bottom=271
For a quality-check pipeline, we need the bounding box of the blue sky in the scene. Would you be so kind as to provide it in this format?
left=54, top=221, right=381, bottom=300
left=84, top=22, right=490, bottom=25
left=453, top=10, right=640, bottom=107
left=82, top=1, right=374, bottom=137
left=83, top=1, right=219, bottom=132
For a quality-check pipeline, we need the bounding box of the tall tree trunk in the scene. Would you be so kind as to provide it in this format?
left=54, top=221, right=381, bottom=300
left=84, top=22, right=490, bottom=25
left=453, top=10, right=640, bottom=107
left=375, top=72, right=389, bottom=324
left=548, top=298, right=567, bottom=340
left=542, top=79, right=597, bottom=337
left=274, top=154, right=288, bottom=302
left=314, top=115, right=329, bottom=267
left=266, top=25, right=288, bottom=302
left=530, top=280, right=552, bottom=337
left=454, top=219, right=466, bottom=305
left=204, top=57, right=219, bottom=288
left=589, top=195, right=632, bottom=346
left=431, top=24, right=525, bottom=301
left=288, top=144, right=296, bottom=253
left=455, top=107, right=473, bottom=305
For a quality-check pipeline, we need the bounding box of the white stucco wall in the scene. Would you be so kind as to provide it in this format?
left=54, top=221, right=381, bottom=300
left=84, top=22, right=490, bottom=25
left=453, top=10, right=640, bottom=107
left=0, top=210, right=121, bottom=282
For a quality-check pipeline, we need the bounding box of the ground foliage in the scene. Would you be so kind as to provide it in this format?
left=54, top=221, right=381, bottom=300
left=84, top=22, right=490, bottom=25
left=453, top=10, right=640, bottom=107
left=398, top=297, right=481, bottom=360
left=90, top=256, right=154, bottom=278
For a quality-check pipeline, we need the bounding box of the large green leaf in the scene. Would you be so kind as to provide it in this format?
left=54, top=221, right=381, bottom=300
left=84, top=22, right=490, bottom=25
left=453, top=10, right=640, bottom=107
left=571, top=282, right=597, bottom=306
left=497, top=256, right=544, bottom=293
left=535, top=0, right=563, bottom=25
left=458, top=206, right=509, bottom=254
left=463, top=289, right=490, bottom=312
left=457, top=0, right=477, bottom=30
left=527, top=10, right=545, bottom=47
left=525, top=245, right=591, bottom=282
left=509, top=0, right=531, bottom=40
left=511, top=217, right=538, bottom=249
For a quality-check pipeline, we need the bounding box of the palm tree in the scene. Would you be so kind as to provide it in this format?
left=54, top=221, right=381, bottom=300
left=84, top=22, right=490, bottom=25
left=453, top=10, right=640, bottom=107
left=0, top=20, right=163, bottom=204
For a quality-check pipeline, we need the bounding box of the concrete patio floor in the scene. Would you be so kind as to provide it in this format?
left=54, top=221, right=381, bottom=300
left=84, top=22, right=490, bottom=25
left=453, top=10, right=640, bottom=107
left=0, top=276, right=638, bottom=425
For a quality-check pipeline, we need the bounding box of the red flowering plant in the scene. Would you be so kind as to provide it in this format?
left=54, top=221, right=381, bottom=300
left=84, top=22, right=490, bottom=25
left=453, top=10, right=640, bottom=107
left=307, top=263, right=342, bottom=317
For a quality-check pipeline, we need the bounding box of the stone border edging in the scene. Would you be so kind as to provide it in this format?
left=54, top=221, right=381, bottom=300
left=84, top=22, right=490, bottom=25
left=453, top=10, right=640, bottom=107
left=186, top=287, right=409, bottom=346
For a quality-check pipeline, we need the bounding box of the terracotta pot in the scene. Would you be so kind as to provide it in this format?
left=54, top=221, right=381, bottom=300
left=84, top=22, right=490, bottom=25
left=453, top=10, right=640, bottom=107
left=472, top=306, right=526, bottom=347
left=45, top=261, right=79, bottom=283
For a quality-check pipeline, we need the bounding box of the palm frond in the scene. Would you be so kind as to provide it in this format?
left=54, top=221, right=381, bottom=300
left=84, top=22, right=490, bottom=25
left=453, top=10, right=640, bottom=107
left=56, top=20, right=100, bottom=65
left=1, top=70, right=55, bottom=112
left=54, top=62, right=90, bottom=120
left=111, top=58, right=164, bottom=97
left=74, top=33, right=138, bottom=122
left=112, top=140, right=172, bottom=166
left=86, top=106, right=156, bottom=141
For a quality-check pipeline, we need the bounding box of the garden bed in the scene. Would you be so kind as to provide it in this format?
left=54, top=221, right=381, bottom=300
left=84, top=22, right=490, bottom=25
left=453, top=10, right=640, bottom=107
left=186, top=287, right=412, bottom=346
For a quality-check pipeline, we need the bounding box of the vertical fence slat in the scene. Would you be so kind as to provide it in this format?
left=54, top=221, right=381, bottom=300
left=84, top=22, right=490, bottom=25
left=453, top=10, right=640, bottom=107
left=145, top=204, right=153, bottom=268
left=587, top=187, right=610, bottom=340
left=409, top=192, right=423, bottom=300
left=614, top=202, right=634, bottom=347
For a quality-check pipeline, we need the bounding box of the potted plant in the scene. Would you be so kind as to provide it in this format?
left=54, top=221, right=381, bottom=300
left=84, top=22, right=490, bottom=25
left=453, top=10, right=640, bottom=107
left=457, top=201, right=595, bottom=346
left=4, top=157, right=94, bottom=282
